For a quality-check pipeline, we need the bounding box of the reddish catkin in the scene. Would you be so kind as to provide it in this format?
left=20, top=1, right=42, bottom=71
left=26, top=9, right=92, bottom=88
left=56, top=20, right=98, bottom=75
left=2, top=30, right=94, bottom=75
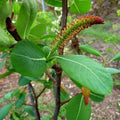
left=51, top=15, right=104, bottom=54
left=81, top=86, right=90, bottom=105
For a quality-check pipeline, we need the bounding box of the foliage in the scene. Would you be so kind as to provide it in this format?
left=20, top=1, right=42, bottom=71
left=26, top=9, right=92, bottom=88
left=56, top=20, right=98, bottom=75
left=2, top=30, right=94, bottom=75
left=0, top=0, right=118, bottom=120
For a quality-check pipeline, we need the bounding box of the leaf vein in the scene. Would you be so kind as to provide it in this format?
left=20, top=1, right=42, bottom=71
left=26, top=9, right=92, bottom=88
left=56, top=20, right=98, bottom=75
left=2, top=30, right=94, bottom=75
left=12, top=53, right=46, bottom=61
left=57, top=56, right=109, bottom=91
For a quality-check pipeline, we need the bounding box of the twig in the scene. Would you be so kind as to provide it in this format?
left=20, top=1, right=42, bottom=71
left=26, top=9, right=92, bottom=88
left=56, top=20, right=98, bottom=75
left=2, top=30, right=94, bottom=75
left=60, top=99, right=71, bottom=106
left=23, top=103, right=35, bottom=107
left=60, top=92, right=81, bottom=106
left=45, top=71, right=56, bottom=83
left=6, top=17, right=22, bottom=41
left=28, top=83, right=41, bottom=120
left=71, top=36, right=82, bottom=54
left=29, top=83, right=37, bottom=98
left=36, top=87, right=46, bottom=99
left=61, top=0, right=68, bottom=29
left=28, top=84, right=38, bottom=119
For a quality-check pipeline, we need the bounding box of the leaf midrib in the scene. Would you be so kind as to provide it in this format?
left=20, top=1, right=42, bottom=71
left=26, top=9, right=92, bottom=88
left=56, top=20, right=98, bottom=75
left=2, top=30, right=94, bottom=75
left=57, top=56, right=109, bottom=92
left=12, top=53, right=46, bottom=61
left=73, top=0, right=80, bottom=13
left=76, top=95, right=83, bottom=120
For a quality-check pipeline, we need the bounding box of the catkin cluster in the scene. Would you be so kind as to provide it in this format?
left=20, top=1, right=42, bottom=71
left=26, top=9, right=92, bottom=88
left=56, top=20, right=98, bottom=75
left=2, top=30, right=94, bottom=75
left=52, top=15, right=104, bottom=54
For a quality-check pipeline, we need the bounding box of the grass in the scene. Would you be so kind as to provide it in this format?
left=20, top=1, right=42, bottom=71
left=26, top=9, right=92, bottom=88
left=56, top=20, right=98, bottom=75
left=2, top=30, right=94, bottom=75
left=80, top=20, right=120, bottom=43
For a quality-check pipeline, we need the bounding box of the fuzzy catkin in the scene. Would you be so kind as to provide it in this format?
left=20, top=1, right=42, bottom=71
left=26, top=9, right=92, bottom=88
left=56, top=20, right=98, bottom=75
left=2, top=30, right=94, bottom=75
left=52, top=15, right=104, bottom=54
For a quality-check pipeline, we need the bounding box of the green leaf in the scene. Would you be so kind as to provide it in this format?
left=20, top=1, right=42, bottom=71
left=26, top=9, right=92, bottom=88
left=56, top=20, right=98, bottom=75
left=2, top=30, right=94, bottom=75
left=0, top=103, right=13, bottom=120
left=18, top=76, right=31, bottom=86
left=0, top=57, right=6, bottom=70
left=0, top=53, right=9, bottom=59
left=105, top=68, right=120, bottom=74
left=11, top=41, right=47, bottom=77
left=60, top=88, right=69, bottom=102
left=0, top=27, right=14, bottom=52
left=15, top=93, right=25, bottom=108
left=53, top=86, right=70, bottom=102
left=112, top=53, right=120, bottom=61
left=57, top=55, right=113, bottom=95
left=10, top=112, right=20, bottom=120
left=29, top=23, right=46, bottom=41
left=79, top=45, right=102, bottom=57
left=0, top=99, right=6, bottom=104
left=40, top=34, right=57, bottom=41
left=23, top=105, right=35, bottom=117
left=90, top=92, right=105, bottom=102
left=113, top=80, right=120, bottom=86
left=41, top=117, right=49, bottom=120
left=12, top=2, right=21, bottom=15
left=117, top=10, right=120, bottom=16
left=0, top=70, right=14, bottom=79
left=0, top=0, right=7, bottom=5
left=69, top=0, right=91, bottom=14
left=66, top=94, right=91, bottom=120
left=16, top=0, right=38, bottom=38
left=0, top=2, right=11, bottom=25
left=0, top=53, right=9, bottom=70
left=117, top=102, right=120, bottom=113
left=24, top=76, right=39, bottom=81
left=4, top=89, right=21, bottom=100
left=4, top=91, right=15, bottom=100
left=39, top=80, right=53, bottom=89
left=44, top=0, right=62, bottom=7
left=43, top=46, right=51, bottom=57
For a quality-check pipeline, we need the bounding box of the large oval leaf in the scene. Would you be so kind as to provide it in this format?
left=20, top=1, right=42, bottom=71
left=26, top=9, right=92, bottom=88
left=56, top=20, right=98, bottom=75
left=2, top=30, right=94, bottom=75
left=16, top=0, right=38, bottom=38
left=11, top=41, right=47, bottom=77
left=57, top=55, right=113, bottom=95
left=18, top=76, right=31, bottom=86
left=0, top=103, right=13, bottom=120
left=0, top=2, right=11, bottom=25
left=0, top=27, right=14, bottom=52
left=69, top=0, right=91, bottom=14
left=29, top=23, right=46, bottom=41
left=90, top=92, right=105, bottom=102
left=44, top=0, right=62, bottom=7
left=66, top=94, right=91, bottom=120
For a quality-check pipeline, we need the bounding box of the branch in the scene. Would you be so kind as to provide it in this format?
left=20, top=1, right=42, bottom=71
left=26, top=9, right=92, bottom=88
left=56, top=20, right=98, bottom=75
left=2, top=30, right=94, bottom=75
left=52, top=65, right=62, bottom=120
left=52, top=1, right=68, bottom=120
left=6, top=17, right=22, bottom=41
left=59, top=0, right=68, bottom=55
left=60, top=99, right=71, bottom=106
left=28, top=83, right=41, bottom=120
left=71, top=36, right=82, bottom=54
left=45, top=70, right=67, bottom=94
left=36, top=87, right=46, bottom=99
left=24, top=103, right=35, bottom=107
left=45, top=71, right=55, bottom=83
left=60, top=92, right=82, bottom=106
left=29, top=83, right=37, bottom=98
